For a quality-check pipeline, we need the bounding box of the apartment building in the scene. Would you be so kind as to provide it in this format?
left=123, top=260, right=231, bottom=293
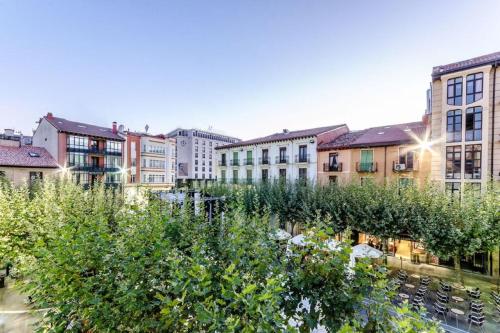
left=215, top=125, right=348, bottom=184
left=124, top=131, right=176, bottom=193
left=0, top=129, right=32, bottom=147
left=317, top=121, right=431, bottom=187
left=167, top=128, right=240, bottom=186
left=429, top=52, right=500, bottom=196
left=32, top=113, right=125, bottom=188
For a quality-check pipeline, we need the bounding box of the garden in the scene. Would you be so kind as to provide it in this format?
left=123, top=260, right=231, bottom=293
left=0, top=178, right=498, bottom=332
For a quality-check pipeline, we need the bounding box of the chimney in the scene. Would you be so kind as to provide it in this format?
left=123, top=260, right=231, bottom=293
left=4, top=129, right=14, bottom=136
left=112, top=121, right=118, bottom=134
left=46, top=112, right=54, bottom=119
left=422, top=114, right=430, bottom=126
left=283, top=129, right=289, bottom=134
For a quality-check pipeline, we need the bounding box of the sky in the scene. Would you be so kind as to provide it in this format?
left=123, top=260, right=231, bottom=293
left=1, top=0, right=500, bottom=140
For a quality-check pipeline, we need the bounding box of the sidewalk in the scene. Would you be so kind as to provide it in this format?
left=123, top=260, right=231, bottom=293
left=0, top=277, right=38, bottom=333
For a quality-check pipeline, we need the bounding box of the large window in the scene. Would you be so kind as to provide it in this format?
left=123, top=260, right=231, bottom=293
left=398, top=149, right=414, bottom=169
left=221, top=170, right=226, bottom=183
left=67, top=152, right=87, bottom=166
left=447, top=77, right=463, bottom=106
left=464, top=182, right=481, bottom=198
left=445, top=146, right=461, bottom=179
left=466, top=72, right=483, bottom=104
left=329, top=153, right=339, bottom=170
left=465, top=107, right=482, bottom=141
left=246, top=169, right=252, bottom=184
left=298, top=145, right=307, bottom=162
left=71, top=171, right=88, bottom=185
left=106, top=141, right=122, bottom=153
left=279, top=168, right=286, bottom=180
left=232, top=169, right=238, bottom=184
left=299, top=168, right=307, bottom=181
left=279, top=147, right=287, bottom=163
left=446, top=110, right=462, bottom=142
left=465, top=144, right=481, bottom=179
left=445, top=182, right=461, bottom=197
left=261, top=169, right=268, bottom=182
left=261, top=149, right=269, bottom=164
left=105, top=155, right=122, bottom=168
left=67, top=135, right=88, bottom=149
left=360, top=150, right=374, bottom=172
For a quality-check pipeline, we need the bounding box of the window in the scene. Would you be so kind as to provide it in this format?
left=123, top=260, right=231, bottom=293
left=246, top=150, right=253, bottom=165
left=68, top=152, right=87, bottom=166
left=398, top=149, right=414, bottom=169
left=360, top=150, right=374, bottom=172
left=232, top=151, right=239, bottom=165
left=106, top=173, right=122, bottom=184
left=299, top=168, right=307, bottom=181
left=465, top=107, right=482, bottom=141
left=221, top=170, right=226, bottom=183
left=246, top=169, right=252, bottom=184
left=262, top=149, right=269, bottom=164
left=466, top=73, right=483, bottom=104
left=329, top=153, right=339, bottom=171
left=298, top=145, right=307, bottom=162
left=446, top=110, right=462, bottom=142
left=446, top=146, right=461, bottom=179
left=232, top=169, right=238, bottom=184
left=105, top=155, right=121, bottom=168
left=262, top=169, right=268, bottom=182
left=447, top=77, right=463, bottom=106
left=221, top=153, right=226, bottom=165
left=399, top=178, right=413, bottom=188
left=329, top=175, right=337, bottom=184
left=445, top=182, right=461, bottom=197
left=279, top=147, right=287, bottom=163
left=130, top=174, right=136, bottom=183
left=67, top=135, right=88, bottom=149
left=29, top=172, right=43, bottom=185
left=71, top=171, right=88, bottom=185
left=106, top=141, right=122, bottom=153
left=465, top=144, right=481, bottom=179
left=279, top=168, right=286, bottom=180
left=464, top=183, right=481, bottom=198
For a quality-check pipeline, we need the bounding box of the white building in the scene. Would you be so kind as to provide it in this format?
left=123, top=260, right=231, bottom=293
left=167, top=128, right=240, bottom=185
left=215, top=125, right=349, bottom=184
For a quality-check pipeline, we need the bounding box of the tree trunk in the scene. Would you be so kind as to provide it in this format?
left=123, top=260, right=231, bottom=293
left=454, top=254, right=465, bottom=285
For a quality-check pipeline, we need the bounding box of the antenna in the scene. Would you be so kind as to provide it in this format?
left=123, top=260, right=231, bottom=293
left=145, top=124, right=149, bottom=133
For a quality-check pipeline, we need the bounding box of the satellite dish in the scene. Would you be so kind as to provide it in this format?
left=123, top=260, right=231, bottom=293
left=145, top=124, right=149, bottom=133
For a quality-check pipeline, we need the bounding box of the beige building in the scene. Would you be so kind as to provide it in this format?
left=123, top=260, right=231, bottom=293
left=0, top=145, right=58, bottom=186
left=317, top=121, right=431, bottom=187
left=429, top=52, right=500, bottom=195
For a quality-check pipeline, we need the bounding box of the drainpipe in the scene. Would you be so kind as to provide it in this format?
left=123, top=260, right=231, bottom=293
left=384, top=146, right=387, bottom=183
left=491, top=61, right=497, bottom=182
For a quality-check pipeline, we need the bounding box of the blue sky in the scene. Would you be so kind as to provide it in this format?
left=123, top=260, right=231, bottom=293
left=1, top=0, right=500, bottom=140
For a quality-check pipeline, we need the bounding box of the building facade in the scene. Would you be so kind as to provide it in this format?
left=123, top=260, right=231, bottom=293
left=0, top=145, right=58, bottom=186
left=429, top=52, right=500, bottom=196
left=317, top=122, right=432, bottom=187
left=215, top=125, right=348, bottom=184
left=32, top=113, right=125, bottom=188
left=167, top=128, right=240, bottom=186
left=124, top=131, right=176, bottom=194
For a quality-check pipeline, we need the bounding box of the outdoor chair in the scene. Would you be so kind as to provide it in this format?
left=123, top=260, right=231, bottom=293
left=467, top=312, right=485, bottom=332
left=467, top=288, right=481, bottom=299
left=439, top=281, right=451, bottom=292
left=420, top=276, right=431, bottom=286
left=469, top=301, right=484, bottom=313
left=437, top=291, right=449, bottom=303
left=411, top=295, right=424, bottom=311
left=491, top=291, right=500, bottom=305
left=433, top=302, right=448, bottom=323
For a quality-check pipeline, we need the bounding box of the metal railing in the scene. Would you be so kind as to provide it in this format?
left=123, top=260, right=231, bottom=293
left=295, top=154, right=310, bottom=163
left=275, top=156, right=289, bottom=164
left=323, top=162, right=342, bottom=172
left=230, top=159, right=240, bottom=166
left=356, top=162, right=378, bottom=173
left=259, top=157, right=270, bottom=165
left=392, top=160, right=418, bottom=172
left=243, top=158, right=254, bottom=166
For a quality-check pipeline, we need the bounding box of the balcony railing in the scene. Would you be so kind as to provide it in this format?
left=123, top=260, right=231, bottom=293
left=323, top=162, right=343, bottom=172
left=104, top=149, right=122, bottom=156
left=243, top=158, right=254, bottom=166
left=392, top=161, right=418, bottom=172
left=275, top=156, right=289, bottom=164
left=356, top=162, right=377, bottom=173
left=69, top=164, right=121, bottom=173
left=259, top=157, right=270, bottom=165
left=230, top=159, right=240, bottom=166
left=295, top=154, right=310, bottom=163
left=89, top=147, right=104, bottom=155
left=218, top=160, right=227, bottom=167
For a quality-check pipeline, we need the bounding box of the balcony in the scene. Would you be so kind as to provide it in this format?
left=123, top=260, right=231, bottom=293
left=218, top=160, right=227, bottom=167
left=104, top=149, right=122, bottom=156
left=259, top=157, right=270, bottom=165
left=243, top=158, right=254, bottom=166
left=295, top=154, right=310, bottom=163
left=356, top=162, right=377, bottom=173
left=275, top=156, right=289, bottom=164
left=230, top=159, right=240, bottom=166
left=69, top=164, right=121, bottom=173
left=392, top=161, right=419, bottom=172
left=89, top=147, right=104, bottom=155
left=323, top=162, right=343, bottom=172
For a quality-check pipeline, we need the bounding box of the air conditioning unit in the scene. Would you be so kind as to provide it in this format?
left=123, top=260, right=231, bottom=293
left=394, top=163, right=406, bottom=171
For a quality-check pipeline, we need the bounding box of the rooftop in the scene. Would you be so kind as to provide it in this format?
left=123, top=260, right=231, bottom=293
left=0, top=145, right=58, bottom=168
left=318, top=121, right=426, bottom=150
left=432, top=51, right=500, bottom=79
left=216, top=124, right=346, bottom=150
left=43, top=113, right=124, bottom=141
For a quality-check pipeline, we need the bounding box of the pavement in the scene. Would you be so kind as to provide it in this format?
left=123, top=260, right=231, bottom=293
left=0, top=277, right=38, bottom=333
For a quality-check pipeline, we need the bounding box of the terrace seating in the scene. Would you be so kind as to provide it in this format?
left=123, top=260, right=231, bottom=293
left=437, top=291, right=449, bottom=304
left=467, top=287, right=481, bottom=299
left=397, top=270, right=408, bottom=282
left=491, top=291, right=500, bottom=305
left=467, top=312, right=485, bottom=332
left=439, top=281, right=452, bottom=293
left=420, top=276, right=431, bottom=286
left=433, top=302, right=448, bottom=323
left=469, top=300, right=484, bottom=313
left=411, top=295, right=425, bottom=311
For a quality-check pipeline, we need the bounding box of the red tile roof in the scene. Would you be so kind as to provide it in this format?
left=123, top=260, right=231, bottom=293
left=215, top=124, right=346, bottom=149
left=432, top=51, right=500, bottom=79
left=318, top=122, right=427, bottom=150
left=0, top=145, right=58, bottom=168
left=44, top=116, right=124, bottom=141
